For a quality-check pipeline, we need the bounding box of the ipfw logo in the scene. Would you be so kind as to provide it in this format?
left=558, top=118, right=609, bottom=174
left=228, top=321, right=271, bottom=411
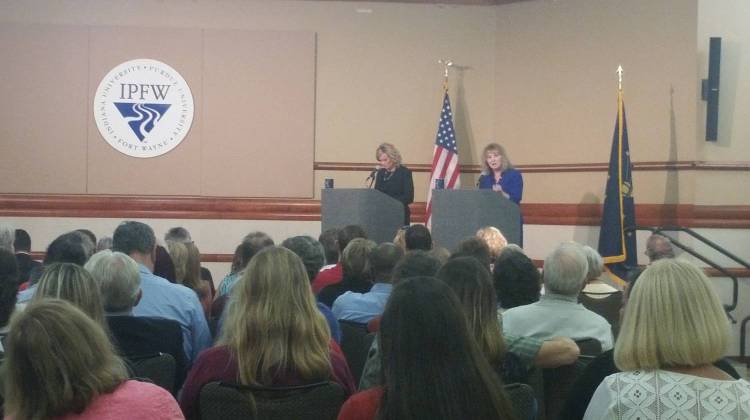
left=94, top=59, right=194, bottom=158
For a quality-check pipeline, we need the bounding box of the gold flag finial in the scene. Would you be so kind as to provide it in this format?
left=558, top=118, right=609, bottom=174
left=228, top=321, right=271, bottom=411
left=438, top=59, right=453, bottom=91
left=617, top=65, right=623, bottom=91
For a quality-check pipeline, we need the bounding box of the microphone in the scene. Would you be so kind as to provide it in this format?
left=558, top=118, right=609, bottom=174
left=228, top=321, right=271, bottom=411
left=366, top=166, right=381, bottom=188
left=366, top=166, right=381, bottom=181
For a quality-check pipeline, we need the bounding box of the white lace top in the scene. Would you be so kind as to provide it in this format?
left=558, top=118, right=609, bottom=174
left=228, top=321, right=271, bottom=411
left=583, top=370, right=750, bottom=419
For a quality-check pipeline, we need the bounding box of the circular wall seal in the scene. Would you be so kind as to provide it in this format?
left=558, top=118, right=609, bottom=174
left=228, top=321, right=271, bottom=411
left=93, top=59, right=194, bottom=158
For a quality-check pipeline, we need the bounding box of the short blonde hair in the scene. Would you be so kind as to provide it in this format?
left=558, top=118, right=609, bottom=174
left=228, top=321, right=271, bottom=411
left=615, top=259, right=729, bottom=371
left=481, top=143, right=513, bottom=174
left=476, top=226, right=508, bottom=262
left=4, top=299, right=128, bottom=419
left=220, top=246, right=331, bottom=386
left=376, top=143, right=403, bottom=166
left=342, top=238, right=377, bottom=281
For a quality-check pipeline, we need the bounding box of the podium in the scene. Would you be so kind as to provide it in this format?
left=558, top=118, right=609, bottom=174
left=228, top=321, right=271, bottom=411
left=431, top=189, right=521, bottom=250
left=321, top=189, right=404, bottom=245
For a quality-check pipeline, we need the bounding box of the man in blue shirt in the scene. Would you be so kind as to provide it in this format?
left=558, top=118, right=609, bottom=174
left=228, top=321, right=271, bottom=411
left=332, top=243, right=403, bottom=323
left=112, top=221, right=211, bottom=362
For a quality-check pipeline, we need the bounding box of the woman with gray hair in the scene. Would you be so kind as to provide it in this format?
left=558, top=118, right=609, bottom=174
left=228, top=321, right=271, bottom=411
left=374, top=142, right=414, bottom=225
left=580, top=245, right=619, bottom=297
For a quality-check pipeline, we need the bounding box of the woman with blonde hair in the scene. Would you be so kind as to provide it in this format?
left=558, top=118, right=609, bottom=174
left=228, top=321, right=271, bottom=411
left=583, top=259, right=750, bottom=419
left=476, top=226, right=508, bottom=266
left=374, top=143, right=414, bottom=225
left=3, top=299, right=183, bottom=419
left=179, top=246, right=355, bottom=419
left=31, top=262, right=106, bottom=327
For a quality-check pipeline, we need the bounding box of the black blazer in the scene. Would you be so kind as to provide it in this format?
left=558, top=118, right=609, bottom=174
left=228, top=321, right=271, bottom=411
left=374, top=165, right=414, bottom=225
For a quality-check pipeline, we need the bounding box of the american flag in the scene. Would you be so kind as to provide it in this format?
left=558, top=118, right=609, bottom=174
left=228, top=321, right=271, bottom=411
left=425, top=92, right=460, bottom=227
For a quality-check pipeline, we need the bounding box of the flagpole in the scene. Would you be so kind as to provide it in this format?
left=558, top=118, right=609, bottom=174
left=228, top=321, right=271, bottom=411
left=438, top=59, right=453, bottom=92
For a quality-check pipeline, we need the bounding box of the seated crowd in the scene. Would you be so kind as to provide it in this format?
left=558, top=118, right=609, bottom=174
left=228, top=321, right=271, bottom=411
left=0, top=221, right=746, bottom=419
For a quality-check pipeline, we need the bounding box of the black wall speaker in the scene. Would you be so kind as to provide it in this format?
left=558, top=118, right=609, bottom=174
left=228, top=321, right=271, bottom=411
left=701, top=37, right=721, bottom=142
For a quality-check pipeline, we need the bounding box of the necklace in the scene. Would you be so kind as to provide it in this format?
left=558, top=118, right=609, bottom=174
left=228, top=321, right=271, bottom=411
left=383, top=169, right=396, bottom=181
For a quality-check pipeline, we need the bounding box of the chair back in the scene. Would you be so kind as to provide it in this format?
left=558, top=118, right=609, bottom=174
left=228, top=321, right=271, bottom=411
left=200, top=381, right=257, bottom=419
left=505, top=382, right=538, bottom=420
left=574, top=338, right=603, bottom=357
left=542, top=355, right=594, bottom=420
left=579, top=291, right=623, bottom=337
left=339, top=320, right=376, bottom=384
left=199, top=381, right=347, bottom=420
left=129, top=352, right=176, bottom=394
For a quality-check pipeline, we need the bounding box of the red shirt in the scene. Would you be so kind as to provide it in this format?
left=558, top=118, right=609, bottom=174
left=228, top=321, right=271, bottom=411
left=337, top=387, right=383, bottom=420
left=312, top=263, right=343, bottom=294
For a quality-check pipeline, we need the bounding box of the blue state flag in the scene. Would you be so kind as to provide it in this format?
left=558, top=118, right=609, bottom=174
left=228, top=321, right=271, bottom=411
left=598, top=89, right=637, bottom=284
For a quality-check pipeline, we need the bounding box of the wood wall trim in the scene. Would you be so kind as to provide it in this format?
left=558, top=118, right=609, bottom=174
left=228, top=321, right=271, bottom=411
left=2, top=194, right=749, bottom=228
left=314, top=160, right=750, bottom=173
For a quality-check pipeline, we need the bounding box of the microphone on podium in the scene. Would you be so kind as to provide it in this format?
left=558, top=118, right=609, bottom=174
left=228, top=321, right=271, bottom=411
left=366, top=166, right=381, bottom=188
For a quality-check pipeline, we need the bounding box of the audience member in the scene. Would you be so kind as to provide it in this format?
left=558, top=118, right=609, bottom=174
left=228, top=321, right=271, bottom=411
left=583, top=259, right=750, bottom=419
left=96, top=236, right=113, bottom=252
left=3, top=299, right=183, bottom=419
left=179, top=247, right=355, bottom=419
left=281, top=235, right=326, bottom=282
left=644, top=233, right=675, bottom=263
left=281, top=235, right=342, bottom=343
left=318, top=238, right=376, bottom=308
left=493, top=244, right=540, bottom=311
left=319, top=228, right=340, bottom=268
left=580, top=245, right=619, bottom=296
left=113, top=221, right=211, bottom=362
left=437, top=257, right=526, bottom=384
left=338, top=277, right=515, bottom=420
left=404, top=224, right=432, bottom=251
left=503, top=242, right=614, bottom=350
left=217, top=231, right=274, bottom=296
left=452, top=236, right=492, bottom=270
left=312, top=225, right=367, bottom=293
left=0, top=248, right=20, bottom=344
left=167, top=240, right=189, bottom=282
left=85, top=250, right=187, bottom=389
left=13, top=228, right=41, bottom=284
left=560, top=266, right=740, bottom=420
left=165, top=226, right=192, bottom=243
left=333, top=243, right=403, bottom=323
left=392, top=226, right=407, bottom=251
left=31, top=262, right=107, bottom=327
left=44, top=231, right=90, bottom=266
left=0, top=223, right=14, bottom=252
left=153, top=244, right=177, bottom=282
left=75, top=229, right=97, bottom=258
left=391, top=250, right=442, bottom=284
left=183, top=242, right=213, bottom=316
left=429, top=246, right=451, bottom=264
left=476, top=226, right=508, bottom=265
left=17, top=231, right=89, bottom=303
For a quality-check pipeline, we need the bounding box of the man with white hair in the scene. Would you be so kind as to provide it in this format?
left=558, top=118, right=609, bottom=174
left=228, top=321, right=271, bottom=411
left=502, top=242, right=614, bottom=351
left=85, top=250, right=187, bottom=386
left=112, top=221, right=211, bottom=362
